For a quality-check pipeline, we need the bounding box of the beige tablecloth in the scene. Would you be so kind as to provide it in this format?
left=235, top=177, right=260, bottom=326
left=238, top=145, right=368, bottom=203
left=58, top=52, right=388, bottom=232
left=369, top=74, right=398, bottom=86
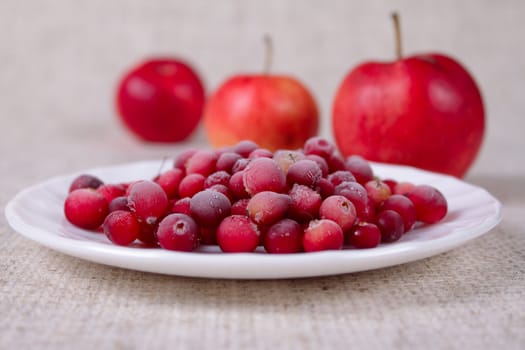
left=1, top=1, right=524, bottom=349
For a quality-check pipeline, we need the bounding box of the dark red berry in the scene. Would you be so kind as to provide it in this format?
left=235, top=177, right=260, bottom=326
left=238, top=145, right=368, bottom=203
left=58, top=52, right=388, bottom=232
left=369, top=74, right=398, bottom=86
left=157, top=213, right=199, bottom=251
left=376, top=210, right=404, bottom=243
left=127, top=180, right=169, bottom=225
left=103, top=210, right=140, bottom=246
left=319, top=195, right=357, bottom=232
left=264, top=219, right=302, bottom=254
left=69, top=174, right=104, bottom=193
left=348, top=222, right=381, bottom=249
left=189, top=190, right=231, bottom=227
left=406, top=185, right=448, bottom=224
left=64, top=189, right=109, bottom=230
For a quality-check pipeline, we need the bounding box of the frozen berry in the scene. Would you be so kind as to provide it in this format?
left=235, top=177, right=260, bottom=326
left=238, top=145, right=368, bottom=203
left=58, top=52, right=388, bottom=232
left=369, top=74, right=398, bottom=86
left=216, top=152, right=242, bottom=173
left=286, top=159, right=323, bottom=188
left=171, top=197, right=191, bottom=215
left=103, top=210, right=140, bottom=246
left=233, top=140, right=259, bottom=157
left=155, top=168, right=184, bottom=199
left=248, top=148, right=273, bottom=159
left=305, top=154, right=329, bottom=177
left=185, top=150, right=218, bottom=177
left=288, top=184, right=322, bottom=222
left=173, top=148, right=198, bottom=172
left=189, top=190, right=231, bottom=227
left=127, top=180, right=168, bottom=225
left=64, top=189, right=109, bottom=230
left=217, top=215, right=260, bottom=252
left=303, top=136, right=335, bottom=158
left=204, top=171, right=231, bottom=188
left=302, top=219, right=344, bottom=252
left=108, top=196, right=130, bottom=212
left=273, top=149, right=306, bottom=174
left=69, top=174, right=103, bottom=193
left=243, top=157, right=286, bottom=195
left=394, top=182, right=416, bottom=195
left=365, top=180, right=392, bottom=206
left=96, top=183, right=126, bottom=204
left=231, top=198, right=250, bottom=216
left=228, top=171, right=250, bottom=199
left=157, top=213, right=199, bottom=251
left=178, top=173, right=205, bottom=198
left=345, top=155, right=374, bottom=184
left=319, top=195, right=357, bottom=232
left=334, top=181, right=374, bottom=221
left=326, top=152, right=346, bottom=173
left=327, top=170, right=356, bottom=187
left=247, top=191, right=291, bottom=226
left=264, top=219, right=302, bottom=254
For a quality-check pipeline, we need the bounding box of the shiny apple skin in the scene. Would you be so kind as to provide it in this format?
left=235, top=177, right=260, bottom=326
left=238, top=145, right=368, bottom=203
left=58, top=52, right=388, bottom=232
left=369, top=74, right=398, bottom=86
left=116, top=59, right=205, bottom=142
left=204, top=75, right=319, bottom=151
left=332, top=54, right=485, bottom=178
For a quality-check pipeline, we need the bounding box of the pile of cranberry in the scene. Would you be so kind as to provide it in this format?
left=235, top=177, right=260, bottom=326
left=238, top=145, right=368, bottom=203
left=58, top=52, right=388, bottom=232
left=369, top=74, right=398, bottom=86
left=63, top=137, right=447, bottom=253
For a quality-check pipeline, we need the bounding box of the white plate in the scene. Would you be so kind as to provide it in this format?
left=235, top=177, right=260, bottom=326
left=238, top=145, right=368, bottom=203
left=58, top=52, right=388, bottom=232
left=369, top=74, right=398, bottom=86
left=5, top=160, right=502, bottom=279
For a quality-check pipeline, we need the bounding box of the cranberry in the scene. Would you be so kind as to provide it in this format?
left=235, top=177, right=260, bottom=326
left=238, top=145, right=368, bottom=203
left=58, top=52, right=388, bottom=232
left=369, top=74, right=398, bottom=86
left=379, top=194, right=417, bottom=232
left=305, top=154, right=329, bottom=177
left=286, top=159, right=323, bottom=188
left=327, top=170, right=357, bottom=187
left=231, top=198, right=250, bottom=216
left=288, top=184, right=322, bottom=222
left=127, top=180, right=169, bottom=225
left=376, top=210, right=404, bottom=243
left=248, top=148, right=273, bottom=159
left=232, top=140, right=259, bottom=157
left=406, top=185, right=448, bottom=224
left=108, top=196, right=130, bottom=213
left=348, top=222, right=381, bottom=249
left=345, top=155, right=374, bottom=184
left=137, top=221, right=159, bottom=246
left=178, top=173, right=205, bottom=198
left=303, top=136, right=335, bottom=158
left=247, top=191, right=291, bottom=226
left=185, top=150, right=218, bottom=177
left=264, top=219, right=302, bottom=254
left=155, top=168, right=184, bottom=199
left=173, top=148, right=198, bottom=172
left=217, top=215, right=260, bottom=252
left=171, top=197, right=191, bottom=215
left=394, top=182, right=416, bottom=195
left=103, top=210, right=140, bottom=246
left=96, top=183, right=126, bottom=204
left=365, top=179, right=392, bottom=206
left=273, top=149, right=305, bottom=174
left=64, top=189, right=109, bottom=230
left=243, top=157, right=286, bottom=195
left=204, top=171, right=231, bottom=188
left=216, top=152, right=242, bottom=173
left=189, top=190, right=231, bottom=227
left=157, top=213, right=199, bottom=251
left=334, top=181, right=374, bottom=221
left=302, top=219, right=344, bottom=252
left=319, top=195, right=357, bottom=232
left=69, top=174, right=103, bottom=193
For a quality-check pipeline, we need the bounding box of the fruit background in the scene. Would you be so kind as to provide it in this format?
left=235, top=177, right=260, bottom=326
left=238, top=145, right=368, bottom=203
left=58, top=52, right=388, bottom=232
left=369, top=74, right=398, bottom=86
left=1, top=0, right=524, bottom=349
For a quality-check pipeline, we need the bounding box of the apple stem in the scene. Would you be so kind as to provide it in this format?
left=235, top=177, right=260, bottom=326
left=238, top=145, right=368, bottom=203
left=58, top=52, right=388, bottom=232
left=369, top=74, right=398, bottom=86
left=263, top=34, right=273, bottom=74
left=392, top=12, right=403, bottom=59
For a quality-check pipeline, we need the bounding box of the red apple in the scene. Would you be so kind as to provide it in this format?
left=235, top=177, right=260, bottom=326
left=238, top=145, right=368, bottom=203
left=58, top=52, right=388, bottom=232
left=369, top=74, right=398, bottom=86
left=116, top=58, right=205, bottom=142
left=203, top=37, right=319, bottom=151
left=332, top=14, right=485, bottom=178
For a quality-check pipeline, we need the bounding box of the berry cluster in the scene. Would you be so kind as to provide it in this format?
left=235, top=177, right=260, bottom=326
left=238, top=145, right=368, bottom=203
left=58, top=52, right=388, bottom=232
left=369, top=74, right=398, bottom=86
left=63, top=137, right=448, bottom=253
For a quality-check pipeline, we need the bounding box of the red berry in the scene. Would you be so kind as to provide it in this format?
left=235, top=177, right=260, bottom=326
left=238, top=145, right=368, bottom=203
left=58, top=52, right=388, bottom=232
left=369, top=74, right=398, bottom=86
left=173, top=148, right=198, bottom=172
left=185, top=150, right=218, bottom=177
left=248, top=148, right=273, bottom=159
left=376, top=210, right=404, bottom=243
left=394, top=182, right=416, bottom=195
left=273, top=149, right=306, bottom=175
left=288, top=184, right=322, bottom=222
left=156, top=168, right=184, bottom=199
left=379, top=194, right=417, bottom=232
left=64, top=189, right=109, bottom=230
left=96, top=183, right=126, bottom=204
left=231, top=198, right=250, bottom=216
left=286, top=159, right=323, bottom=188
left=243, top=157, right=286, bottom=195
left=157, top=213, right=199, bottom=251
left=189, top=190, right=231, bottom=227
left=69, top=174, right=103, bottom=193
left=228, top=171, right=250, bottom=199
left=365, top=180, right=392, bottom=206
left=303, top=136, right=335, bottom=158
left=216, top=152, right=243, bottom=173
left=103, top=210, right=140, bottom=246
left=127, top=180, right=168, bottom=225
left=348, top=222, right=381, bottom=249
left=108, top=196, right=130, bottom=213
left=171, top=197, right=191, bottom=215
left=264, top=219, right=302, bottom=254
left=305, top=154, right=329, bottom=177
left=319, top=195, right=357, bottom=232
left=247, top=191, right=291, bottom=226
left=204, top=171, right=231, bottom=188
left=178, top=173, right=205, bottom=198
left=302, top=219, right=344, bottom=252
left=406, top=185, right=448, bottom=224
left=217, top=215, right=260, bottom=252
left=137, top=221, right=159, bottom=246
left=233, top=140, right=259, bottom=157
left=334, top=181, right=374, bottom=221
left=345, top=155, right=374, bottom=184
left=327, top=170, right=356, bottom=187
